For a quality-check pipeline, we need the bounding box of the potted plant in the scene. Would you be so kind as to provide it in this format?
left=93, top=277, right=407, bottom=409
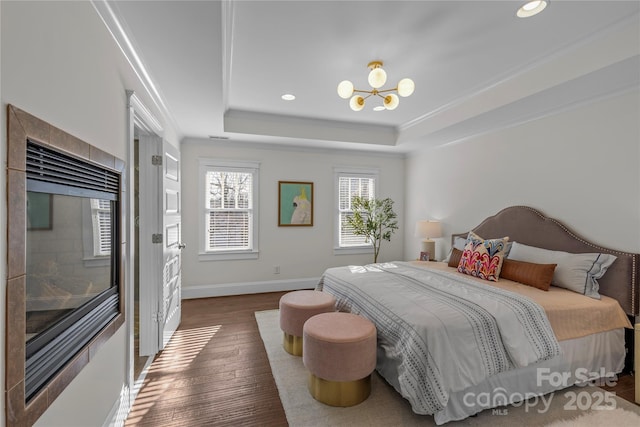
left=347, top=196, right=399, bottom=263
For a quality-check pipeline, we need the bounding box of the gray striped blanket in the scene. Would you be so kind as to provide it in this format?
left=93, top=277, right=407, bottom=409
left=316, top=262, right=561, bottom=415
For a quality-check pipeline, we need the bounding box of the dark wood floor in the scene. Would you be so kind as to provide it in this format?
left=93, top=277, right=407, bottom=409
left=125, top=291, right=288, bottom=426
left=125, top=291, right=637, bottom=426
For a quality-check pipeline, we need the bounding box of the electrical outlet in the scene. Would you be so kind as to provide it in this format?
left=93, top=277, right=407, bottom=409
left=274, top=265, right=280, bottom=274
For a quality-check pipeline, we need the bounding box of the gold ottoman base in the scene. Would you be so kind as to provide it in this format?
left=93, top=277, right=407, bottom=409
left=307, top=373, right=371, bottom=407
left=283, top=332, right=303, bottom=356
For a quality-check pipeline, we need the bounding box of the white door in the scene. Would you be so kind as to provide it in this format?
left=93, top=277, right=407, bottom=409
left=138, top=137, right=182, bottom=355
left=159, top=140, right=182, bottom=348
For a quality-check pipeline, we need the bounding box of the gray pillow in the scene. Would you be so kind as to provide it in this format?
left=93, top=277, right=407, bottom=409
left=507, top=242, right=616, bottom=299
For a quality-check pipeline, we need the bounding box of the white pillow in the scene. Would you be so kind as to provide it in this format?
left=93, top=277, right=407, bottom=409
left=443, top=236, right=468, bottom=263
left=507, top=242, right=616, bottom=299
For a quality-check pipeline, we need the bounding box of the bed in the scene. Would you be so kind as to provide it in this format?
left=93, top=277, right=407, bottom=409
left=317, top=206, right=638, bottom=424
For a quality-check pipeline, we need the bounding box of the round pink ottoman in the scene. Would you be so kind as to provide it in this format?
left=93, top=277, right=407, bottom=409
left=303, top=312, right=377, bottom=407
left=279, top=290, right=336, bottom=356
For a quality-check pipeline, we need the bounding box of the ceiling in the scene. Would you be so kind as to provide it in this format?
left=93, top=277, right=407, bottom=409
left=94, top=1, right=640, bottom=153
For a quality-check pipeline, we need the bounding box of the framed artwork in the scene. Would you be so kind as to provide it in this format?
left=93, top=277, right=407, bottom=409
left=27, top=192, right=53, bottom=230
left=420, top=251, right=430, bottom=261
left=278, top=181, right=313, bottom=226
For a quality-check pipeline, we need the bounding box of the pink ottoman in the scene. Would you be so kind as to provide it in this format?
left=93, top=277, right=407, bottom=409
left=279, top=290, right=336, bottom=356
left=303, top=312, right=377, bottom=407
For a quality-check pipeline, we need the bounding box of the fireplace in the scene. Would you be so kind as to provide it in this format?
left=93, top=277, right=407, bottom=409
left=24, top=140, right=121, bottom=401
left=6, top=105, right=125, bottom=425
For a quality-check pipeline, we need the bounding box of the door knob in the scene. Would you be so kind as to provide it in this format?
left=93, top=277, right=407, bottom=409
left=177, top=243, right=186, bottom=250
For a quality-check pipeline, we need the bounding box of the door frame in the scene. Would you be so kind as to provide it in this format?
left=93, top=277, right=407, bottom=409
left=125, top=91, right=165, bottom=410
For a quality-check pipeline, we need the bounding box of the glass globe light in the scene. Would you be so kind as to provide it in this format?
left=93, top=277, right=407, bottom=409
left=337, top=80, right=354, bottom=99
left=397, top=78, right=415, bottom=97
left=368, top=67, right=387, bottom=89
left=383, top=94, right=399, bottom=110
left=349, top=95, right=365, bottom=111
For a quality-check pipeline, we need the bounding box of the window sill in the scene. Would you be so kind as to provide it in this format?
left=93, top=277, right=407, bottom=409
left=83, top=257, right=110, bottom=268
left=333, top=246, right=374, bottom=256
left=198, top=250, right=259, bottom=261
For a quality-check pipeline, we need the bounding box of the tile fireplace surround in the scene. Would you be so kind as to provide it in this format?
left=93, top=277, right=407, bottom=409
left=5, top=105, right=125, bottom=425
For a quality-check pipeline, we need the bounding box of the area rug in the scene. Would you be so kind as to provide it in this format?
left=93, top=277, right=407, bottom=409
left=256, top=309, right=640, bottom=426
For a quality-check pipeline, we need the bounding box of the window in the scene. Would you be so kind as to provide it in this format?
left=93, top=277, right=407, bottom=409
left=90, top=198, right=112, bottom=257
left=334, top=167, right=378, bottom=254
left=199, top=159, right=260, bottom=260
left=82, top=197, right=112, bottom=266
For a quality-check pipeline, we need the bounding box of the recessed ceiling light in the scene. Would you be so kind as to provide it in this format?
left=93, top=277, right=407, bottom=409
left=516, top=0, right=548, bottom=18
left=281, top=94, right=296, bottom=101
left=373, top=106, right=386, bottom=111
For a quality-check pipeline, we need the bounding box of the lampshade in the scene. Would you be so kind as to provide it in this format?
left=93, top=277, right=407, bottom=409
left=368, top=67, right=387, bottom=89
left=337, top=80, right=354, bottom=99
left=384, top=94, right=399, bottom=110
left=349, top=95, right=365, bottom=111
left=415, top=220, right=442, bottom=239
left=397, top=78, right=415, bottom=97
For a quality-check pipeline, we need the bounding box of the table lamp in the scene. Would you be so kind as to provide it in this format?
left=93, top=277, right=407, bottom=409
left=415, top=220, right=442, bottom=261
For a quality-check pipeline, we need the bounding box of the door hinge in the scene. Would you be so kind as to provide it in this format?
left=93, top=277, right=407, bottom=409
left=152, top=233, right=163, bottom=244
left=151, top=155, right=163, bottom=166
left=152, top=311, right=164, bottom=323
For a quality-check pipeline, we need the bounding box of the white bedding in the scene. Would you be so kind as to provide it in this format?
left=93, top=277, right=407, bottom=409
left=317, top=262, right=561, bottom=419
left=316, top=262, right=627, bottom=425
left=434, top=328, right=625, bottom=424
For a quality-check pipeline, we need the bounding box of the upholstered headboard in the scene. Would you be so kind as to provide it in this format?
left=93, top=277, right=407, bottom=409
left=452, top=206, right=639, bottom=317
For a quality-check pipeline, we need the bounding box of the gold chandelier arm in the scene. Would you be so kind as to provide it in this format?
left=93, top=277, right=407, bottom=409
left=353, top=89, right=374, bottom=94
left=376, top=87, right=399, bottom=94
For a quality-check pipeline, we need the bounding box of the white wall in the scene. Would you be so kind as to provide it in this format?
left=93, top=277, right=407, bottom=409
left=404, top=90, right=640, bottom=261
left=1, top=2, right=176, bottom=426
left=180, top=139, right=406, bottom=296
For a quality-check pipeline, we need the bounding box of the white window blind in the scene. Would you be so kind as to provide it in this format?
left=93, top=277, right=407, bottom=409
left=205, top=170, right=253, bottom=251
left=199, top=159, right=260, bottom=260
left=90, top=198, right=112, bottom=256
left=337, top=174, right=376, bottom=248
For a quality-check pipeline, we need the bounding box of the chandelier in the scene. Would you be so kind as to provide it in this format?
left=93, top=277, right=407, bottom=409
left=337, top=61, right=415, bottom=111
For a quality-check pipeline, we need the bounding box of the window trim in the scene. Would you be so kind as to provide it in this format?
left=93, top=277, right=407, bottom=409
left=333, top=166, right=379, bottom=255
left=198, top=158, right=260, bottom=261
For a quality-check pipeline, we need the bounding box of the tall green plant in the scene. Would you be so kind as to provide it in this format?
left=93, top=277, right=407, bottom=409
left=347, top=196, right=399, bottom=263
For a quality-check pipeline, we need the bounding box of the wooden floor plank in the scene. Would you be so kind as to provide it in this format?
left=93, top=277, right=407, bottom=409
left=125, top=291, right=637, bottom=426
left=125, top=292, right=288, bottom=427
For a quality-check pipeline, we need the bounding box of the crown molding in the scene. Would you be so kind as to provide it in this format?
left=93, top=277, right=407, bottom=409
left=224, top=109, right=398, bottom=146
left=182, top=136, right=406, bottom=159
left=91, top=0, right=181, bottom=139
left=399, top=11, right=640, bottom=139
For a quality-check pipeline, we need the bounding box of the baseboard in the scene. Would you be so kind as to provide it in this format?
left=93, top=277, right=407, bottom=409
left=103, top=384, right=129, bottom=427
left=181, top=277, right=320, bottom=299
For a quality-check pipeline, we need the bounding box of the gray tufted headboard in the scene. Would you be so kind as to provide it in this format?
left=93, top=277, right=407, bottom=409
left=452, top=206, right=639, bottom=317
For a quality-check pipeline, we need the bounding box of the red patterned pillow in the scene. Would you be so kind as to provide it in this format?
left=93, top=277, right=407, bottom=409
left=457, top=231, right=509, bottom=282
